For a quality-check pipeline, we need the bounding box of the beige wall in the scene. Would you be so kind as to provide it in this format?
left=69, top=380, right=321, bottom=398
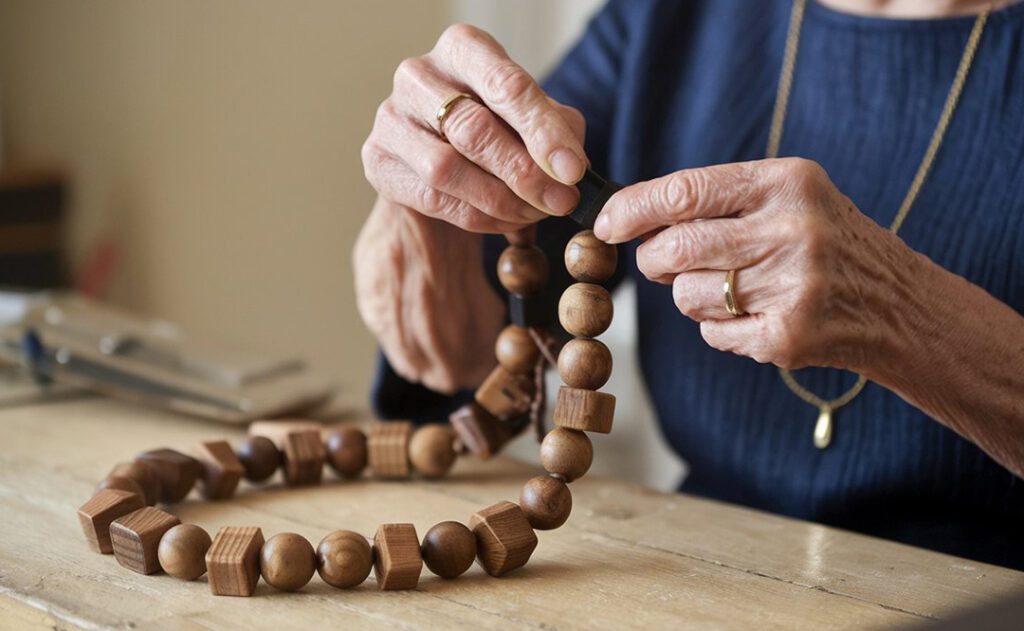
left=0, top=0, right=449, bottom=404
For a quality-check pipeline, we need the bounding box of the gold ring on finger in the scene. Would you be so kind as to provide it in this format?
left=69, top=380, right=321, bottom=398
left=435, top=92, right=477, bottom=140
left=724, top=269, right=746, bottom=317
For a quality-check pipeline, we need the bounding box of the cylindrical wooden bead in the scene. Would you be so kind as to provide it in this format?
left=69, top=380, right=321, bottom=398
left=408, top=425, right=458, bottom=479
left=325, top=426, right=368, bottom=479
left=565, top=229, right=617, bottom=283
left=260, top=532, right=316, bottom=591
left=519, top=475, right=573, bottom=530
left=540, top=427, right=593, bottom=482
left=557, top=338, right=612, bottom=390
left=553, top=386, right=616, bottom=434
left=316, top=530, right=373, bottom=589
left=367, top=422, right=412, bottom=478
left=421, top=521, right=476, bottom=579
left=558, top=283, right=613, bottom=338
left=158, top=524, right=211, bottom=580
left=497, top=245, right=549, bottom=295
left=96, top=475, right=145, bottom=503
left=236, top=435, right=280, bottom=483
left=495, top=324, right=540, bottom=374
left=109, top=461, right=162, bottom=506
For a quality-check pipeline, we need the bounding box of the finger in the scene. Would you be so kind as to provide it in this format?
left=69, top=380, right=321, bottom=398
left=433, top=24, right=587, bottom=184
left=548, top=98, right=586, bottom=144
left=699, top=316, right=774, bottom=364
left=635, top=216, right=768, bottom=281
left=594, top=161, right=765, bottom=244
left=672, top=269, right=761, bottom=322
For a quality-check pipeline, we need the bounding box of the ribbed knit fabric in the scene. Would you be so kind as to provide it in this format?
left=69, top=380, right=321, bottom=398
left=372, top=0, right=1024, bottom=569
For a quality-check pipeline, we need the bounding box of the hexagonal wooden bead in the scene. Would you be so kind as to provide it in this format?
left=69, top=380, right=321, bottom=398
left=519, top=475, right=573, bottom=530
left=110, top=506, right=181, bottom=574
left=195, top=440, right=244, bottom=500
left=158, top=523, right=212, bottom=580
left=553, top=386, right=616, bottom=434
left=108, top=461, right=161, bottom=506
left=324, top=426, right=368, bottom=479
left=135, top=448, right=202, bottom=503
left=77, top=489, right=145, bottom=554
left=469, top=501, right=538, bottom=577
left=565, top=229, right=617, bottom=283
left=495, top=324, right=540, bottom=374
left=281, top=429, right=326, bottom=486
left=373, top=523, right=422, bottom=590
left=409, top=424, right=457, bottom=479
left=236, top=435, right=281, bottom=483
left=558, top=283, right=613, bottom=338
left=449, top=402, right=522, bottom=460
left=367, top=421, right=412, bottom=479
left=206, top=526, right=265, bottom=597
left=557, top=338, right=613, bottom=390
left=540, top=427, right=593, bottom=482
left=475, top=364, right=535, bottom=420
left=497, top=245, right=549, bottom=295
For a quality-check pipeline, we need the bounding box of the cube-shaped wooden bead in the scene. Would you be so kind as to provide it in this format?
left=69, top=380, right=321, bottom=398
left=373, top=523, right=422, bottom=590
left=469, top=501, right=538, bottom=577
left=135, top=448, right=202, bottom=503
left=449, top=402, right=521, bottom=459
left=367, top=422, right=412, bottom=478
left=110, top=506, right=181, bottom=574
left=474, top=365, right=535, bottom=420
left=553, top=386, right=615, bottom=434
left=195, top=440, right=244, bottom=500
left=281, top=429, right=326, bottom=486
left=206, top=526, right=265, bottom=597
left=77, top=489, right=144, bottom=554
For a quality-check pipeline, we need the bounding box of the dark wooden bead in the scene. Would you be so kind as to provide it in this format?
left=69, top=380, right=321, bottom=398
left=557, top=338, right=612, bottom=390
left=195, top=440, right=244, bottom=500
left=497, top=245, right=549, bottom=295
left=540, top=427, right=593, bottom=482
left=317, top=530, right=372, bottom=589
left=281, top=429, right=325, bottom=486
left=421, top=521, right=476, bottom=579
left=95, top=475, right=145, bottom=504
left=565, top=229, right=617, bottom=283
left=77, top=489, right=144, bottom=554
left=236, top=436, right=281, bottom=483
left=449, top=402, right=521, bottom=459
left=558, top=282, right=613, bottom=338
left=508, top=292, right=550, bottom=328
left=495, top=324, right=540, bottom=374
left=135, top=448, right=202, bottom=503
left=260, top=532, right=316, bottom=591
left=469, top=501, right=537, bottom=577
left=110, top=507, right=181, bottom=574
left=409, top=424, right=457, bottom=479
left=553, top=386, right=616, bottom=434
left=158, top=523, right=211, bottom=580
left=519, top=475, right=573, bottom=530
left=324, top=426, right=368, bottom=479
left=475, top=364, right=535, bottom=420
left=109, top=461, right=161, bottom=506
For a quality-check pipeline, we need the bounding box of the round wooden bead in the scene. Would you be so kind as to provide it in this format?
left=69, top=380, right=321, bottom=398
left=558, top=283, right=613, bottom=338
left=316, top=530, right=373, bottom=589
left=157, top=524, right=211, bottom=580
left=557, top=338, right=612, bottom=390
left=96, top=475, right=145, bottom=503
left=421, top=521, right=476, bottom=579
left=497, top=245, right=549, bottom=295
left=495, top=324, right=540, bottom=374
left=540, top=427, right=593, bottom=482
left=325, top=427, right=368, bottom=478
left=565, top=230, right=617, bottom=283
left=236, top=435, right=281, bottom=482
left=260, top=532, right=316, bottom=591
left=409, top=425, right=457, bottom=479
left=519, top=475, right=572, bottom=530
left=109, top=461, right=161, bottom=506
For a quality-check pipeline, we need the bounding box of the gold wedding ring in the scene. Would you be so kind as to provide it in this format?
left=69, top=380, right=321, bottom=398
left=435, top=92, right=476, bottom=140
left=724, top=269, right=745, bottom=317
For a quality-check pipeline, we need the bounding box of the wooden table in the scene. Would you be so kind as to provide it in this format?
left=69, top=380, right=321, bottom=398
left=1, top=397, right=1022, bottom=630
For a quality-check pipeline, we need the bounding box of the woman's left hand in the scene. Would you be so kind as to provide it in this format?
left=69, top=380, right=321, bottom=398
left=594, top=157, right=915, bottom=373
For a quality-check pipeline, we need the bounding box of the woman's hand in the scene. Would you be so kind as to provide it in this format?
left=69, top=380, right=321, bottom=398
left=362, top=23, right=587, bottom=234
left=595, top=158, right=912, bottom=373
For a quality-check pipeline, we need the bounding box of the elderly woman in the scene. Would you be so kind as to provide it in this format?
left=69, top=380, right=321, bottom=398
left=355, top=0, right=1024, bottom=569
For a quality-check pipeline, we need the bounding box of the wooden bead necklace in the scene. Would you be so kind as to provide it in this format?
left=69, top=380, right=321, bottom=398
left=76, top=170, right=622, bottom=596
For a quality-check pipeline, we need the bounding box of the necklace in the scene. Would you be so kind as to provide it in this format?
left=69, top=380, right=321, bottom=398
left=769, top=0, right=993, bottom=448
left=76, top=174, right=622, bottom=595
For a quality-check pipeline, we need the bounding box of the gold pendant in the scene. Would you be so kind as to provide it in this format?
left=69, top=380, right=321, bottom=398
left=813, top=405, right=833, bottom=449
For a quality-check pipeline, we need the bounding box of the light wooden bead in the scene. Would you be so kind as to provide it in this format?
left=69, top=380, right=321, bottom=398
left=421, top=521, right=476, bottom=579
left=373, top=523, right=423, bottom=590
left=475, top=364, right=535, bottom=420
left=110, top=507, right=181, bottom=575
left=316, top=530, right=372, bottom=589
left=236, top=435, right=281, bottom=483
left=136, top=448, right=202, bottom=503
left=558, top=283, right=613, bottom=338
left=367, top=421, right=412, bottom=478
left=540, top=427, right=593, bottom=482
left=520, top=475, right=573, bottom=530
left=325, top=427, right=368, bottom=479
left=497, top=245, right=549, bottom=295
left=206, top=526, right=265, bottom=597
left=195, top=440, right=244, bottom=500
left=109, top=461, right=161, bottom=506
left=495, top=324, right=540, bottom=374
left=469, top=501, right=538, bottom=577
left=565, top=229, right=617, bottom=283
left=409, top=424, right=457, bottom=479
left=553, top=386, right=616, bottom=434
left=281, top=429, right=326, bottom=486
left=260, top=532, right=316, bottom=592
left=95, top=475, right=145, bottom=504
left=77, top=489, right=144, bottom=554
left=158, top=524, right=211, bottom=580
left=557, top=338, right=612, bottom=390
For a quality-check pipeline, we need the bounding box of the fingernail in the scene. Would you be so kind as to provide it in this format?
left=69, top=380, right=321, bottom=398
left=594, top=212, right=611, bottom=241
left=542, top=183, right=579, bottom=216
left=548, top=148, right=585, bottom=184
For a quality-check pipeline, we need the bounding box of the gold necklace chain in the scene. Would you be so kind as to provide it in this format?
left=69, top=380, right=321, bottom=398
left=768, top=0, right=993, bottom=448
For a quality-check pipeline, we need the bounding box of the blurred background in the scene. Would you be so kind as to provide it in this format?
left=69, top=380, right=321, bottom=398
left=0, top=0, right=683, bottom=489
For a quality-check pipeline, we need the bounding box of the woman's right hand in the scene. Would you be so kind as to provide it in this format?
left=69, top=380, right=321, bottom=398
left=361, top=23, right=587, bottom=233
